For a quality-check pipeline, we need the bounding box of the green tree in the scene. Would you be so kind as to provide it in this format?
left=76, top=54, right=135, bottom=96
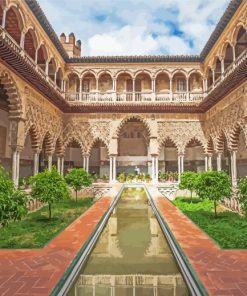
left=31, top=166, right=69, bottom=219
left=179, top=171, right=198, bottom=203
left=238, top=176, right=247, bottom=215
left=195, top=171, right=232, bottom=218
left=65, top=168, right=92, bottom=202
left=0, top=166, right=28, bottom=227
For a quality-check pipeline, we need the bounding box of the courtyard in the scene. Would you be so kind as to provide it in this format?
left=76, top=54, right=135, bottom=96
left=0, top=0, right=247, bottom=295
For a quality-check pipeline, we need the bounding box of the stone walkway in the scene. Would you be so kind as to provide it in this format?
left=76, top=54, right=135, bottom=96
left=0, top=196, right=113, bottom=296
left=155, top=194, right=247, bottom=296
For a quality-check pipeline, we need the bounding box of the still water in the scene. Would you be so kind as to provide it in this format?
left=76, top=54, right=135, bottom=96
left=68, top=187, right=189, bottom=295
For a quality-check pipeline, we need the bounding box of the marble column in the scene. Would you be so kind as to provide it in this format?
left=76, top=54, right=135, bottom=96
left=112, top=155, right=117, bottom=182
left=169, top=78, right=172, bottom=100
left=109, top=156, right=113, bottom=182
left=57, top=156, right=61, bottom=174
left=47, top=154, right=53, bottom=171
left=20, top=31, right=25, bottom=49
left=61, top=156, right=64, bottom=176
left=33, top=151, right=40, bottom=175
left=132, top=79, right=135, bottom=101
left=155, top=156, right=159, bottom=183
left=208, top=154, right=212, bottom=171
left=221, top=59, right=225, bottom=77
left=231, top=150, right=237, bottom=186
left=152, top=156, right=155, bottom=182
left=86, top=155, right=89, bottom=173
left=79, top=78, right=83, bottom=101
left=178, top=155, right=181, bottom=181
left=83, top=155, right=86, bottom=170
left=16, top=151, right=20, bottom=188
left=205, top=155, right=208, bottom=171
left=12, top=150, right=17, bottom=186
left=212, top=69, right=215, bottom=85
left=2, top=8, right=7, bottom=28
left=180, top=154, right=184, bottom=174
left=217, top=153, right=222, bottom=171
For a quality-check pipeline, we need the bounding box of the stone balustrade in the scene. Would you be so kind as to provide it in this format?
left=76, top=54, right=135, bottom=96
left=65, top=91, right=205, bottom=103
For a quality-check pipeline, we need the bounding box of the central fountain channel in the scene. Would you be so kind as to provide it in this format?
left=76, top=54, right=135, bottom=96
left=67, top=186, right=189, bottom=296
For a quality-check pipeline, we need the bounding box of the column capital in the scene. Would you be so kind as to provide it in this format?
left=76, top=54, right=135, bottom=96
left=11, top=145, right=24, bottom=153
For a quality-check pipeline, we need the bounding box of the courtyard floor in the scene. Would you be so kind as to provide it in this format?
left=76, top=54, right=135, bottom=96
left=0, top=185, right=247, bottom=296
left=155, top=194, right=247, bottom=296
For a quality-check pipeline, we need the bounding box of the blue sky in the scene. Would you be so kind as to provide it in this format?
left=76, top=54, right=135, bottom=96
left=38, top=0, right=229, bottom=56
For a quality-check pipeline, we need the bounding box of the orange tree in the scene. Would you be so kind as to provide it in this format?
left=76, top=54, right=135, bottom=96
left=0, top=166, right=27, bottom=226
left=195, top=171, right=232, bottom=218
left=31, top=167, right=69, bottom=219
left=65, top=168, right=92, bottom=202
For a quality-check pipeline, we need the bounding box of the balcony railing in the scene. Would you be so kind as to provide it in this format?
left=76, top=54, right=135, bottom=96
left=65, top=91, right=205, bottom=103
left=1, top=26, right=246, bottom=107
left=207, top=48, right=247, bottom=95
left=0, top=27, right=63, bottom=96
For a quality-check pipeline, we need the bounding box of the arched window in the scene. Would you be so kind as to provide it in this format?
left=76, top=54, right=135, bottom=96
left=24, top=29, right=37, bottom=60
left=5, top=7, right=23, bottom=44
left=36, top=45, right=48, bottom=72
left=235, top=26, right=247, bottom=59
left=56, top=68, right=63, bottom=89
left=224, top=43, right=234, bottom=71
left=48, top=58, right=56, bottom=81
left=172, top=72, right=186, bottom=92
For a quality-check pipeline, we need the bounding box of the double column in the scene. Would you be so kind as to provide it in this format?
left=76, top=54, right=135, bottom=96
left=151, top=155, right=159, bottom=183
left=204, top=154, right=213, bottom=171
left=83, top=155, right=90, bottom=172
left=109, top=155, right=117, bottom=183
left=57, top=155, right=64, bottom=176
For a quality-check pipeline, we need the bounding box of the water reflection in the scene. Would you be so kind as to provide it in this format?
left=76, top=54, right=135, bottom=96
left=68, top=188, right=189, bottom=295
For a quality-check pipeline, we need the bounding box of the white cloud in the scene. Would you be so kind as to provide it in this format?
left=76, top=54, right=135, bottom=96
left=38, top=0, right=229, bottom=56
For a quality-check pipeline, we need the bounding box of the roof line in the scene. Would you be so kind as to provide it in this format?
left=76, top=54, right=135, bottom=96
left=200, top=0, right=243, bottom=60
left=25, top=0, right=69, bottom=60
left=25, top=0, right=243, bottom=63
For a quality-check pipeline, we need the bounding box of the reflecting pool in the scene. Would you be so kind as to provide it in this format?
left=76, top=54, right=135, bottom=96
left=68, top=187, right=189, bottom=295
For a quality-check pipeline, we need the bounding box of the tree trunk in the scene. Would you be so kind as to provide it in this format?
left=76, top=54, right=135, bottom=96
left=75, top=190, right=78, bottom=203
left=48, top=203, right=52, bottom=220
left=214, top=200, right=217, bottom=218
left=190, top=191, right=193, bottom=203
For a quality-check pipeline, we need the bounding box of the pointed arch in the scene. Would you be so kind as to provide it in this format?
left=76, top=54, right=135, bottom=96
left=230, top=123, right=246, bottom=150
left=5, top=5, right=24, bottom=44
left=206, top=136, right=215, bottom=154
left=88, top=137, right=109, bottom=155
left=185, top=137, right=206, bottom=153
left=63, top=136, right=84, bottom=155
left=115, top=115, right=152, bottom=138
left=24, top=28, right=38, bottom=60
left=36, top=44, right=48, bottom=72
left=158, top=136, right=178, bottom=154
left=216, top=130, right=229, bottom=153
left=55, top=137, right=63, bottom=156
left=24, top=124, right=40, bottom=150
left=0, top=70, right=23, bottom=117
left=41, top=132, right=53, bottom=154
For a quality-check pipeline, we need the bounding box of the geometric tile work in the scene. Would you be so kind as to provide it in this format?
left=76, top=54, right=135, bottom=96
left=0, top=197, right=112, bottom=296
left=156, top=197, right=247, bottom=296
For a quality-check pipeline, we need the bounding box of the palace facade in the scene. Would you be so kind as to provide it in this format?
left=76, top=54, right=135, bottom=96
left=0, top=0, right=247, bottom=186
